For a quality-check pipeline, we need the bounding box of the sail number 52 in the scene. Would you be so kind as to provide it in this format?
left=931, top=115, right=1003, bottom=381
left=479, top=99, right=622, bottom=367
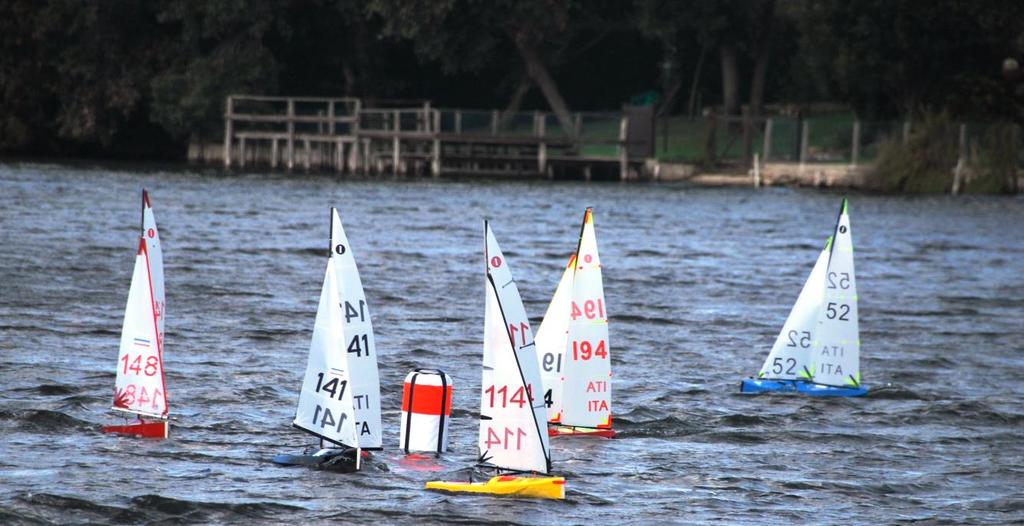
left=826, top=302, right=851, bottom=321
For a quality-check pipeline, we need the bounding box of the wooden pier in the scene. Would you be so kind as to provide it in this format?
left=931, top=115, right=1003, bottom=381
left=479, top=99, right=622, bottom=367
left=188, top=95, right=648, bottom=180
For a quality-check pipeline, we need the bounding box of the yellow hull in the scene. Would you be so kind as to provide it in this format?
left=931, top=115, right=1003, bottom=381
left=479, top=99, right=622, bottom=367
left=425, top=475, right=565, bottom=500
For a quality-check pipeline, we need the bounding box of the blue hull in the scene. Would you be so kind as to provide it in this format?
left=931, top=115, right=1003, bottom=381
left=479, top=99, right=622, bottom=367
left=740, top=378, right=868, bottom=397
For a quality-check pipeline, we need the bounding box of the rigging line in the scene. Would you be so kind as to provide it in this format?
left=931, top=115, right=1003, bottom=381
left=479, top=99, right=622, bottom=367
left=825, top=198, right=845, bottom=270
left=486, top=273, right=550, bottom=468
left=141, top=240, right=168, bottom=417
left=139, top=189, right=145, bottom=237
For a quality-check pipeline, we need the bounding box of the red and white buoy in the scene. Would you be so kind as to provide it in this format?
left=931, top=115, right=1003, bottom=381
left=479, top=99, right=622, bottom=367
left=400, top=369, right=453, bottom=454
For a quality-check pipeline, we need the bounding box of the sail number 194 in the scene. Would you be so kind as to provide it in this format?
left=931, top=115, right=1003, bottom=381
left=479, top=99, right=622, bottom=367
left=571, top=299, right=605, bottom=320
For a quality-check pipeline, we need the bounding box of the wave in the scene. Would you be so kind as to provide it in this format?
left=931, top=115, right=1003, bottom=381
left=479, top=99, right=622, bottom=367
left=0, top=409, right=94, bottom=433
left=11, top=384, right=80, bottom=396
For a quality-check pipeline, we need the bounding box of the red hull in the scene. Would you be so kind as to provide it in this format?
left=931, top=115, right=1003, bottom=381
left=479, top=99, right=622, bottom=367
left=548, top=425, right=616, bottom=439
left=102, top=420, right=168, bottom=439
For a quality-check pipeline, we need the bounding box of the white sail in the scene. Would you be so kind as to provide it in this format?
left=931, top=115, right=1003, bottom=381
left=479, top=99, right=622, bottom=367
left=141, top=190, right=164, bottom=346
left=757, top=246, right=829, bottom=381
left=113, top=239, right=168, bottom=419
left=293, top=262, right=359, bottom=449
left=330, top=208, right=382, bottom=449
left=811, top=199, right=861, bottom=388
left=534, top=254, right=574, bottom=423
left=479, top=222, right=550, bottom=474
left=560, top=208, right=612, bottom=429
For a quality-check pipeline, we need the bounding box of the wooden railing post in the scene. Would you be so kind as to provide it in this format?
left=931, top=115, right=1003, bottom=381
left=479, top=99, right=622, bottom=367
left=952, top=123, right=967, bottom=195
left=619, top=116, right=629, bottom=181
left=432, top=110, right=441, bottom=177
left=328, top=101, right=335, bottom=135
left=335, top=138, right=344, bottom=173
left=393, top=112, right=401, bottom=175
left=851, top=121, right=861, bottom=166
left=799, top=119, right=810, bottom=167
left=223, top=96, right=233, bottom=168
left=286, top=98, right=295, bottom=170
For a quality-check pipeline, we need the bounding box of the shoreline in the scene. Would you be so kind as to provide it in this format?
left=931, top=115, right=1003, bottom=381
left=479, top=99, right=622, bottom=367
left=3, top=156, right=1022, bottom=193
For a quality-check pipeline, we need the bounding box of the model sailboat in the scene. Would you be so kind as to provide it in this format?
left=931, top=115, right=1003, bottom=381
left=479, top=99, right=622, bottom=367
left=425, top=221, right=565, bottom=499
left=103, top=189, right=169, bottom=438
left=740, top=198, right=868, bottom=397
left=535, top=208, right=614, bottom=437
left=274, top=208, right=382, bottom=470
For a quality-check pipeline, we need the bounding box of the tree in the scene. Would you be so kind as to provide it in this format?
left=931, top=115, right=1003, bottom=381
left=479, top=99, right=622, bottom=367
left=368, top=0, right=586, bottom=137
left=791, top=0, right=1024, bottom=119
left=0, top=0, right=167, bottom=153
left=149, top=1, right=283, bottom=142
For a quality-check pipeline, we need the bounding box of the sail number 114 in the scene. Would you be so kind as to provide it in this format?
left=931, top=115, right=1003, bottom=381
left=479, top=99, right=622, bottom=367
left=484, top=426, right=527, bottom=450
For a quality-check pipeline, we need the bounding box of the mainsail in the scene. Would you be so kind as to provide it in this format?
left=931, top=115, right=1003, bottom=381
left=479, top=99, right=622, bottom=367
left=559, top=208, right=611, bottom=429
left=811, top=199, right=861, bottom=388
left=534, top=254, right=574, bottom=422
left=479, top=222, right=550, bottom=474
left=757, top=244, right=829, bottom=381
left=142, top=190, right=164, bottom=346
left=293, top=260, right=359, bottom=449
left=112, top=238, right=168, bottom=419
left=329, top=208, right=382, bottom=449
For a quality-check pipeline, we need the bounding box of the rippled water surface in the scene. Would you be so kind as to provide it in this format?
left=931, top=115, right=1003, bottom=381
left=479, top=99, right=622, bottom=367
left=1, top=162, right=1022, bottom=524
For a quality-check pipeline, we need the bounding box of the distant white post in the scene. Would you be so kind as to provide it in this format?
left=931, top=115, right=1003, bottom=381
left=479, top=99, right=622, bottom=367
left=753, top=153, right=761, bottom=188
left=851, top=121, right=861, bottom=167
left=223, top=96, right=234, bottom=168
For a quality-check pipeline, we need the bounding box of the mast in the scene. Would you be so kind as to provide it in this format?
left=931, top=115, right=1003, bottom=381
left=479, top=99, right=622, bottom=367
left=140, top=189, right=146, bottom=237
